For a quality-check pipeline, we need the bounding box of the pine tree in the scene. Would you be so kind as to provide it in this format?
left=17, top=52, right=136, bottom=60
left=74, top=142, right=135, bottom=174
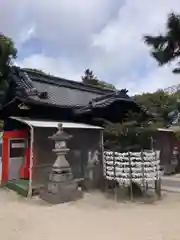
left=144, top=13, right=180, bottom=73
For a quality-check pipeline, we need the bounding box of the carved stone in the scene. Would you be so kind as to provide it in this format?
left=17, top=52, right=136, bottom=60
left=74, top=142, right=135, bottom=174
left=84, top=150, right=101, bottom=190
left=40, top=124, right=82, bottom=204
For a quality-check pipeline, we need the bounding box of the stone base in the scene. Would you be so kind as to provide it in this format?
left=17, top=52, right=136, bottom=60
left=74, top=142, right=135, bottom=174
left=39, top=181, right=83, bottom=204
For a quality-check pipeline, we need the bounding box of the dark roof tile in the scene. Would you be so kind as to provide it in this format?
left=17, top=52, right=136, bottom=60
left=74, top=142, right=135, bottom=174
left=31, top=80, right=102, bottom=106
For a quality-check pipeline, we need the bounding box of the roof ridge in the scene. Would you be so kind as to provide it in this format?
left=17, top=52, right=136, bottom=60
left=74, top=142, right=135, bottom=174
left=21, top=67, right=115, bottom=94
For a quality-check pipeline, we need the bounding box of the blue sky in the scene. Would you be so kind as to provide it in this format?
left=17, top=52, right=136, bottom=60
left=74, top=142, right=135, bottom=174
left=1, top=0, right=180, bottom=94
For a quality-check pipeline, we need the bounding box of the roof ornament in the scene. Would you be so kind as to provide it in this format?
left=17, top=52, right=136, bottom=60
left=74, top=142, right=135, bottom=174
left=38, top=91, right=48, bottom=99
left=18, top=103, right=30, bottom=110
left=25, top=88, right=38, bottom=96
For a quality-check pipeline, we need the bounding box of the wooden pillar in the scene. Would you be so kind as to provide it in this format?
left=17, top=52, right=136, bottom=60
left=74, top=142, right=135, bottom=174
left=155, top=178, right=161, bottom=199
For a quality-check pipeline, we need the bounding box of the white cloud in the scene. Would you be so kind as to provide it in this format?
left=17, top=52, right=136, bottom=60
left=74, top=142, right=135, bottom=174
left=1, top=0, right=180, bottom=94
left=0, top=0, right=31, bottom=41
left=120, top=63, right=180, bottom=95
left=30, top=0, right=119, bottom=42
left=18, top=27, right=35, bottom=44
left=92, top=0, right=180, bottom=92
left=17, top=54, right=83, bottom=81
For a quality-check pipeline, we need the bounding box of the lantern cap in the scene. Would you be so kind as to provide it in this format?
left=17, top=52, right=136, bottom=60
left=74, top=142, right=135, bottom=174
left=49, top=123, right=72, bottom=141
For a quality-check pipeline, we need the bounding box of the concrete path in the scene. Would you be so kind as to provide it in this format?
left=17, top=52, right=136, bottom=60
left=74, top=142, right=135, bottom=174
left=2, top=189, right=180, bottom=240
left=161, top=176, right=180, bottom=193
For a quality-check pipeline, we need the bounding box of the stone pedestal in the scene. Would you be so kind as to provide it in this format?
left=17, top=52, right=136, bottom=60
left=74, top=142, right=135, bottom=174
left=40, top=123, right=82, bottom=204
left=40, top=180, right=82, bottom=204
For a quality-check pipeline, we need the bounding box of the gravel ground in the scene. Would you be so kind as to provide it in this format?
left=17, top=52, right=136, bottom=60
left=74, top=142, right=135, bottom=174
left=0, top=189, right=180, bottom=240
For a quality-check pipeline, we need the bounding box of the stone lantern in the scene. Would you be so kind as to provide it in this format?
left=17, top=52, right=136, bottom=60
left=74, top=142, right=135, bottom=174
left=40, top=123, right=82, bottom=204
left=49, top=123, right=73, bottom=181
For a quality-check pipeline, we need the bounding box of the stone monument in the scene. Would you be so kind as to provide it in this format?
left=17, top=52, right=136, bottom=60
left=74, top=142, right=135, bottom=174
left=84, top=150, right=100, bottom=190
left=40, top=123, right=82, bottom=204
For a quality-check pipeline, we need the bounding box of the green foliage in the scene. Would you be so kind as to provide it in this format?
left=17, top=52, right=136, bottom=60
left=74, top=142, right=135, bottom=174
left=97, top=80, right=116, bottom=90
left=103, top=88, right=180, bottom=150
left=134, top=90, right=179, bottom=123
left=0, top=34, right=17, bottom=87
left=82, top=69, right=99, bottom=85
left=0, top=120, right=4, bottom=127
left=144, top=12, right=180, bottom=73
left=103, top=119, right=153, bottom=151
left=23, top=68, right=49, bottom=75
left=82, top=69, right=116, bottom=90
left=174, top=131, right=180, bottom=140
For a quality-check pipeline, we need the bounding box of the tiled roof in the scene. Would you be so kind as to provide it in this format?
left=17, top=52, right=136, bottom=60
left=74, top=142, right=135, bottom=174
left=75, top=90, right=133, bottom=114
left=11, top=67, right=115, bottom=108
